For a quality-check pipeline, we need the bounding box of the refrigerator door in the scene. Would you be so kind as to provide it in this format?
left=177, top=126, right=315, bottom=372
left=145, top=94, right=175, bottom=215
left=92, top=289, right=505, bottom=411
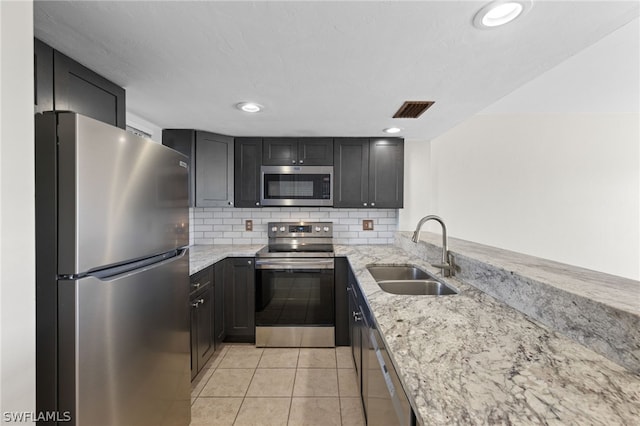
left=58, top=249, right=190, bottom=426
left=56, top=112, right=189, bottom=275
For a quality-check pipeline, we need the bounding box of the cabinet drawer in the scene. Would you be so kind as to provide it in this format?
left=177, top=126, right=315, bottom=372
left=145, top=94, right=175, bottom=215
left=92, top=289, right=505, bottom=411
left=190, top=267, right=213, bottom=295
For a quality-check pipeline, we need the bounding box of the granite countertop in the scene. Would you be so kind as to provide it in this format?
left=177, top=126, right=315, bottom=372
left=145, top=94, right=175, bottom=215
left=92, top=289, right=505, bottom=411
left=190, top=242, right=639, bottom=424
left=189, top=244, right=264, bottom=275
left=336, top=244, right=640, bottom=425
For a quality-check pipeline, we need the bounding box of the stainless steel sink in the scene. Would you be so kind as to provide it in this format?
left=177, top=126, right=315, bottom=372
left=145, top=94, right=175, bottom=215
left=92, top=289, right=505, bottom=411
left=366, top=264, right=458, bottom=296
left=377, top=280, right=457, bottom=296
left=367, top=265, right=432, bottom=281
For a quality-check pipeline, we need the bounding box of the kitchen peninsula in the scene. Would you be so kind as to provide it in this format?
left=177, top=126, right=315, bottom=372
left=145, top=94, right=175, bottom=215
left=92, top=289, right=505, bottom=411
left=190, top=232, right=640, bottom=425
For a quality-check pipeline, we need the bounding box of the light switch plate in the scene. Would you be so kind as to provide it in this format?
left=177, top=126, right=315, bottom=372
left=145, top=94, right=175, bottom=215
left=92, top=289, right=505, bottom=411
left=245, top=220, right=253, bottom=231
left=363, top=220, right=374, bottom=231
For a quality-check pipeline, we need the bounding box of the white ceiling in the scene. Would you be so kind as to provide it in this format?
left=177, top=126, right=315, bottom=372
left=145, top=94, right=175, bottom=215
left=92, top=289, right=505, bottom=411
left=34, top=1, right=639, bottom=139
left=480, top=16, right=639, bottom=114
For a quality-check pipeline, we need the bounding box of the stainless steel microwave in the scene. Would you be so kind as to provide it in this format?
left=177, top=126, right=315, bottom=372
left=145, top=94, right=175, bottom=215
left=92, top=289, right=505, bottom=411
left=260, top=165, right=333, bottom=206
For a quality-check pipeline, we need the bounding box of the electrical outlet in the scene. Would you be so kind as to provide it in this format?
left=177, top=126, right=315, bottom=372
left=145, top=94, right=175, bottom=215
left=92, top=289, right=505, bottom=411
left=363, top=220, right=374, bottom=231
left=245, top=220, right=253, bottom=231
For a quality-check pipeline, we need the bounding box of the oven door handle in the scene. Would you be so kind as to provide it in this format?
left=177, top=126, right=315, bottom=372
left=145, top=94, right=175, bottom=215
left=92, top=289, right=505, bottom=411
left=255, top=258, right=335, bottom=270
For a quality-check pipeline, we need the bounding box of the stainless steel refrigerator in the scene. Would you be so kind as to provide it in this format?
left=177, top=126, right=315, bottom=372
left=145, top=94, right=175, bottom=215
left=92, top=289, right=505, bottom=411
left=35, top=112, right=190, bottom=425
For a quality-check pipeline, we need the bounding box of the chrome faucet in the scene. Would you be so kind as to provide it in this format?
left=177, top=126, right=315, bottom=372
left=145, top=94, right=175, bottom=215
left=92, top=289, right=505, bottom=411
left=412, top=215, right=455, bottom=277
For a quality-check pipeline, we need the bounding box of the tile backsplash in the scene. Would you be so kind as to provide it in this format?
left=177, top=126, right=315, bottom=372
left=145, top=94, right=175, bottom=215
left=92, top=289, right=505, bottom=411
left=190, top=207, right=398, bottom=246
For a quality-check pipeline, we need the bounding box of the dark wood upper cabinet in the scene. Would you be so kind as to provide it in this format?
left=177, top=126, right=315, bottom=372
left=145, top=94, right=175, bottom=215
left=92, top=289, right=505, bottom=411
left=34, top=38, right=126, bottom=129
left=334, top=138, right=403, bottom=208
left=34, top=39, right=53, bottom=114
left=263, top=137, right=333, bottom=165
left=234, top=137, right=263, bottom=207
left=162, top=129, right=196, bottom=206
left=195, top=131, right=234, bottom=207
left=53, top=50, right=125, bottom=129
left=262, top=137, right=297, bottom=165
left=368, top=138, right=404, bottom=208
left=298, top=138, right=334, bottom=165
left=162, top=130, right=234, bottom=208
left=334, top=138, right=370, bottom=208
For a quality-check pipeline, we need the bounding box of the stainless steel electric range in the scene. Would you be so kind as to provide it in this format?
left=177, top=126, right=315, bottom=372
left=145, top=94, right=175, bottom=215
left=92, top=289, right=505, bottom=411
left=255, top=222, right=335, bottom=347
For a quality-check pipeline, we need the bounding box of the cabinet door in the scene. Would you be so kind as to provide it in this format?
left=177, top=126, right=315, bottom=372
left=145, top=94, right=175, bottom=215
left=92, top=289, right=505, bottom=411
left=348, top=284, right=361, bottom=381
left=213, top=262, right=225, bottom=345
left=195, top=131, right=234, bottom=207
left=162, top=129, right=196, bottom=207
left=223, top=258, right=255, bottom=342
left=53, top=50, right=125, bottom=129
left=34, top=39, right=53, bottom=113
left=298, top=138, right=334, bottom=165
left=190, top=300, right=198, bottom=380
left=368, top=138, right=404, bottom=208
left=334, top=257, right=350, bottom=346
left=234, top=138, right=263, bottom=207
left=263, top=138, right=298, bottom=165
left=334, top=138, right=370, bottom=208
left=195, top=286, right=214, bottom=370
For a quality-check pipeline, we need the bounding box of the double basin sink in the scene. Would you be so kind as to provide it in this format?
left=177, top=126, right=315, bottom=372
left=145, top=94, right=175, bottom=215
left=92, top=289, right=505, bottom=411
left=367, top=264, right=458, bottom=296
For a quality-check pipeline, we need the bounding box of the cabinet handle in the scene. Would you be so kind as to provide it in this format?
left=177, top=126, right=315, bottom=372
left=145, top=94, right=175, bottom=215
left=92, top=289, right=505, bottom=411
left=353, top=312, right=362, bottom=322
left=248, top=260, right=252, bottom=265
left=198, top=298, right=204, bottom=304
left=191, top=301, right=200, bottom=307
left=228, top=201, right=233, bottom=206
left=255, top=202, right=260, bottom=206
left=299, top=160, right=304, bottom=164
left=363, top=203, right=367, bottom=207
left=291, top=160, right=296, bottom=164
left=371, top=203, right=375, bottom=206
left=192, top=282, right=201, bottom=289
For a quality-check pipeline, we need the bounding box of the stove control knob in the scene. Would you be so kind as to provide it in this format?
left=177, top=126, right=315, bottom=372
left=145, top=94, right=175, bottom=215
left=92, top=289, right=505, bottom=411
left=271, top=226, right=278, bottom=232
left=315, top=226, right=321, bottom=232
left=323, top=226, right=330, bottom=232
left=279, top=226, right=286, bottom=232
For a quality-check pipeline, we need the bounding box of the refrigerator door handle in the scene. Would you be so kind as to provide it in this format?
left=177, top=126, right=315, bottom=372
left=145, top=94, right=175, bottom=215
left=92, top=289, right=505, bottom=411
left=86, top=248, right=188, bottom=280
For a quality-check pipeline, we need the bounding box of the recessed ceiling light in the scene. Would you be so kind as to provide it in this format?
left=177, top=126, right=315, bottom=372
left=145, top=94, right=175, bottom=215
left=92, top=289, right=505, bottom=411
left=473, top=0, right=532, bottom=29
left=383, top=127, right=402, bottom=134
left=236, top=102, right=263, bottom=113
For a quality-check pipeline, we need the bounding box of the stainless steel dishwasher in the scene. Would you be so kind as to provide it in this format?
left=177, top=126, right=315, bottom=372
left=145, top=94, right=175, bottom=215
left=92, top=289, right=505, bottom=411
left=367, top=327, right=414, bottom=426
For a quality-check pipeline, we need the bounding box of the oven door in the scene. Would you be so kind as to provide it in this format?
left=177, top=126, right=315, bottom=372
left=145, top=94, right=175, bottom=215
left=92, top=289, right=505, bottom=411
left=260, top=165, right=333, bottom=207
left=255, top=258, right=335, bottom=347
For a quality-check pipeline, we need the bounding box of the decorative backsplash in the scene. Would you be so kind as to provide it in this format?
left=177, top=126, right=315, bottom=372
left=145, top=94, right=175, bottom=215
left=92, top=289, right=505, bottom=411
left=189, top=207, right=398, bottom=246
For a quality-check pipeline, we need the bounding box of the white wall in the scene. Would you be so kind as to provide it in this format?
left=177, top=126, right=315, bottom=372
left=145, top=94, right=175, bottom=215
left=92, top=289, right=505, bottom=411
left=400, top=18, right=640, bottom=280
left=126, top=111, right=162, bottom=143
left=0, top=0, right=36, bottom=422
left=398, top=138, right=432, bottom=229
left=431, top=114, right=639, bottom=279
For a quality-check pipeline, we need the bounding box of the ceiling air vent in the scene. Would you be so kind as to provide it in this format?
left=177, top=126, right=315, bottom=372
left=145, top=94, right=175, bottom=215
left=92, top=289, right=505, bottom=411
left=392, top=101, right=435, bottom=119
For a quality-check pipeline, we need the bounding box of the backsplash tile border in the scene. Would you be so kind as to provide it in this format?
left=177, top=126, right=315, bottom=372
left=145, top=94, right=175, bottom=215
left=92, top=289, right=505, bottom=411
left=189, top=207, right=398, bottom=246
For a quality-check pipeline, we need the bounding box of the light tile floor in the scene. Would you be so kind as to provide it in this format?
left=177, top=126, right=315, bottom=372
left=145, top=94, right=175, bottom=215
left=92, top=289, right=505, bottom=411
left=190, top=345, right=365, bottom=426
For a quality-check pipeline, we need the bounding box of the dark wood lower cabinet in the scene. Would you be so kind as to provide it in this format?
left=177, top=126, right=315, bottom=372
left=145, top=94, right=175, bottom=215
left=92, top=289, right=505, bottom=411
left=223, top=258, right=256, bottom=343
left=214, top=261, right=226, bottom=345
left=335, top=257, right=350, bottom=346
left=190, top=258, right=255, bottom=379
left=190, top=283, right=214, bottom=380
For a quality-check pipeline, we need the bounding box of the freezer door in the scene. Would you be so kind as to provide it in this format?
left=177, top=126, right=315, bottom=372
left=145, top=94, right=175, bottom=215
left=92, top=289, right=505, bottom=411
left=58, top=249, right=190, bottom=426
left=56, top=112, right=189, bottom=275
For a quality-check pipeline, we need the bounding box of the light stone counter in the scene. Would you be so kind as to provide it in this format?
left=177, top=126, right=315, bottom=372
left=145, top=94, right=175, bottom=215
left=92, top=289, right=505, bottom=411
left=189, top=244, right=263, bottom=275
left=396, top=231, right=640, bottom=373
left=335, top=244, right=640, bottom=425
